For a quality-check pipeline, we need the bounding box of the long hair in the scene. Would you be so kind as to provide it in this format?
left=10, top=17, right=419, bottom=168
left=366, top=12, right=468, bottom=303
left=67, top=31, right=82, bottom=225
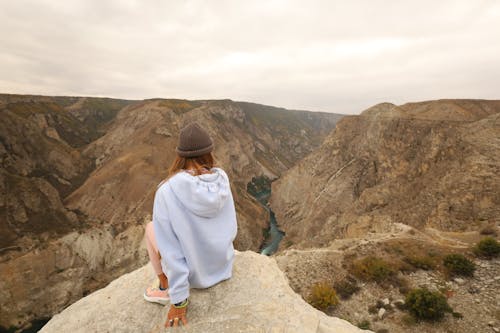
left=158, top=152, right=218, bottom=187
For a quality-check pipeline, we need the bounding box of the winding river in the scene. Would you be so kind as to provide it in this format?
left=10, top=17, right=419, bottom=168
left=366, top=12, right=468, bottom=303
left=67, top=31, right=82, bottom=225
left=247, top=176, right=285, bottom=256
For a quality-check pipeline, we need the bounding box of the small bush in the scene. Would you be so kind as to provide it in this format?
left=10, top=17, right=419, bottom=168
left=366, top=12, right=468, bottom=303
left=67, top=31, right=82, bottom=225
left=357, top=319, right=371, bottom=330
left=404, top=255, right=436, bottom=270
left=350, top=256, right=396, bottom=284
left=473, top=237, right=500, bottom=259
left=334, top=276, right=360, bottom=300
left=443, top=254, right=475, bottom=277
left=405, top=288, right=452, bottom=321
left=307, top=281, right=339, bottom=311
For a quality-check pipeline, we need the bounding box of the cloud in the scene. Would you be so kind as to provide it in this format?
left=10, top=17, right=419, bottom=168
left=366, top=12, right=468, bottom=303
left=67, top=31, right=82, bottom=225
left=0, top=0, right=499, bottom=113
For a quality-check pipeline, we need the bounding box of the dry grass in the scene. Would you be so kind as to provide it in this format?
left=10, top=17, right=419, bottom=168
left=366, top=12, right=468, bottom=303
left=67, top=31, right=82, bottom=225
left=307, top=281, right=339, bottom=311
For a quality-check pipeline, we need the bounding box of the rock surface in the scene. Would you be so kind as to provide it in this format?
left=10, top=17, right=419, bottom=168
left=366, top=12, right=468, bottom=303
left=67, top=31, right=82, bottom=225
left=40, top=250, right=368, bottom=333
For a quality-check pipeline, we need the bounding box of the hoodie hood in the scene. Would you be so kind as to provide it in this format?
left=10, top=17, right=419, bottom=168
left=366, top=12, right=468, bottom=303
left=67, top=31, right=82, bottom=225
left=168, top=167, right=231, bottom=218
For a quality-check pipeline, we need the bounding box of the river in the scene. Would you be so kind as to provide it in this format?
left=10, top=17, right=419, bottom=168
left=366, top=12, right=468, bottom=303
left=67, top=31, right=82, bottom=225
left=246, top=176, right=285, bottom=256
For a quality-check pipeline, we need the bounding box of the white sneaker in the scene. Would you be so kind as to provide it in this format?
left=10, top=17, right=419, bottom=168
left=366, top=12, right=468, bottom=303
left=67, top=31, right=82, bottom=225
left=143, top=279, right=170, bottom=305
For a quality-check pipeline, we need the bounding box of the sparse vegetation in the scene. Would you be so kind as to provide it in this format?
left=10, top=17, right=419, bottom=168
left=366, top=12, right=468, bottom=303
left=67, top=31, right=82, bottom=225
left=404, top=255, right=437, bottom=271
left=405, top=288, right=452, bottom=321
left=350, top=256, right=396, bottom=284
left=307, top=281, right=339, bottom=311
left=334, top=276, right=360, bottom=300
left=473, top=237, right=500, bottom=259
left=382, top=239, right=445, bottom=274
left=443, top=254, right=476, bottom=277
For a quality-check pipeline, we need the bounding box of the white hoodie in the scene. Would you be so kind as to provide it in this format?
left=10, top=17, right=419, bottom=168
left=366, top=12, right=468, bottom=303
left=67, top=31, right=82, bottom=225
left=152, top=167, right=238, bottom=304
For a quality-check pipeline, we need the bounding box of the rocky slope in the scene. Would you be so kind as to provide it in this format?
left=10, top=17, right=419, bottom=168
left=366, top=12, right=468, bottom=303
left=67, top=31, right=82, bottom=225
left=268, top=99, right=500, bottom=333
left=40, top=250, right=369, bottom=333
left=0, top=94, right=342, bottom=330
left=270, top=99, right=500, bottom=249
left=274, top=227, right=500, bottom=333
left=0, top=94, right=132, bottom=250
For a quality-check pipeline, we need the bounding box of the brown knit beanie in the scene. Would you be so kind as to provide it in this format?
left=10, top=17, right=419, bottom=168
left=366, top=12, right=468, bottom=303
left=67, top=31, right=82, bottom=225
left=175, top=122, right=214, bottom=157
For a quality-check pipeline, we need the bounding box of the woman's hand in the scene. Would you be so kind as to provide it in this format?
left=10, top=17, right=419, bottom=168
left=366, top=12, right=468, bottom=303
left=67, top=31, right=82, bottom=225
left=165, top=299, right=189, bottom=328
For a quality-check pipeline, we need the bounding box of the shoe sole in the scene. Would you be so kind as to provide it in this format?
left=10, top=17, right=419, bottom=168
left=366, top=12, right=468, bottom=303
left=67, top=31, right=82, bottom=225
left=143, top=293, right=170, bottom=305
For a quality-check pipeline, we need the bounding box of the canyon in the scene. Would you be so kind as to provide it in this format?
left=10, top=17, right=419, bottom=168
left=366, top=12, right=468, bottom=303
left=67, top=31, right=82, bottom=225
left=0, top=94, right=342, bottom=331
left=2, top=95, right=499, bottom=333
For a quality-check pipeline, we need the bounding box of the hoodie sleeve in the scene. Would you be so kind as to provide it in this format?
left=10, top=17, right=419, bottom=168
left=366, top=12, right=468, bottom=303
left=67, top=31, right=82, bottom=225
left=152, top=185, right=190, bottom=304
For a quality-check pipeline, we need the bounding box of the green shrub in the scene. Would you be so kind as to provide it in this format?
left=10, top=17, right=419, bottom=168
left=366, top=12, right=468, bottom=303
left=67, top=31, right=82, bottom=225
left=334, top=276, right=360, bottom=300
left=350, top=256, right=396, bottom=283
left=405, top=288, right=452, bottom=321
left=473, top=237, right=500, bottom=259
left=443, top=254, right=475, bottom=277
left=307, top=281, right=339, bottom=311
left=357, top=319, right=371, bottom=330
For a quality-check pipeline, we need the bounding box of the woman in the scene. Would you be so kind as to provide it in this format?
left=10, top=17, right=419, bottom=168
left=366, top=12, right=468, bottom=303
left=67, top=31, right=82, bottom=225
left=143, top=121, right=238, bottom=328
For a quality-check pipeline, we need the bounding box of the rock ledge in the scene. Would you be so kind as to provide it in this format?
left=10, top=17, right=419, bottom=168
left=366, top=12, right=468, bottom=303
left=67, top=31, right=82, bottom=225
left=41, top=250, right=369, bottom=333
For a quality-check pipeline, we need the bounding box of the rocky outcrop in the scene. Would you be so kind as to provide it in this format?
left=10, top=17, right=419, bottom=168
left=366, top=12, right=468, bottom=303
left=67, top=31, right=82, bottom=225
left=40, top=250, right=369, bottom=333
left=270, top=99, right=500, bottom=249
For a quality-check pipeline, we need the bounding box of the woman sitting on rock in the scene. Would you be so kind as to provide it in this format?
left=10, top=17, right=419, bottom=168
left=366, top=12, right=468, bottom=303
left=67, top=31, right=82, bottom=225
left=143, top=121, right=238, bottom=328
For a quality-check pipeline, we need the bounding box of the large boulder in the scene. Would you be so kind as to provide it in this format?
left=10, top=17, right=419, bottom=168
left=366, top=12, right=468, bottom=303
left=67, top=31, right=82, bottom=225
left=40, top=250, right=369, bottom=333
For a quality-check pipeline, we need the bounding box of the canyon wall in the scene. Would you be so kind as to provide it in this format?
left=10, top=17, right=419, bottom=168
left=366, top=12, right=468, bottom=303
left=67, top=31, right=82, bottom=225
left=270, top=100, right=500, bottom=249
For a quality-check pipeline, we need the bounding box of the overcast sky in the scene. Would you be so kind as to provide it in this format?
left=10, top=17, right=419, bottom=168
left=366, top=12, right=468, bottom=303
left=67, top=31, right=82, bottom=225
left=1, top=1, right=499, bottom=114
